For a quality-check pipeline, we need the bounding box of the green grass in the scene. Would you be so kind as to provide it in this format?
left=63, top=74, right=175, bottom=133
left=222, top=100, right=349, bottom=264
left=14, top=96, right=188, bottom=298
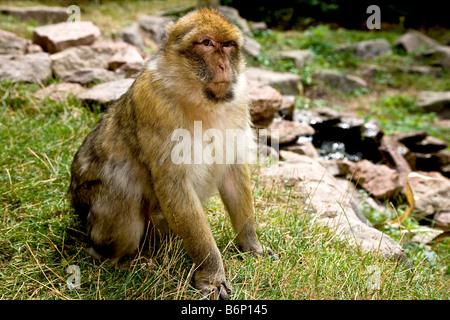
left=1, top=1, right=449, bottom=300
left=0, top=83, right=449, bottom=299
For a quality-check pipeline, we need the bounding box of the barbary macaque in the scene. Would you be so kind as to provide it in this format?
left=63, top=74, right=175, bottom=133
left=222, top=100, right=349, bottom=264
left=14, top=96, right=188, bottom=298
left=69, top=8, right=273, bottom=299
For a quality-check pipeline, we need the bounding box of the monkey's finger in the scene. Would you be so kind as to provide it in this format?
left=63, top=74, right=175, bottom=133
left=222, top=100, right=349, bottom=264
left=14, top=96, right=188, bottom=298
left=264, top=246, right=279, bottom=260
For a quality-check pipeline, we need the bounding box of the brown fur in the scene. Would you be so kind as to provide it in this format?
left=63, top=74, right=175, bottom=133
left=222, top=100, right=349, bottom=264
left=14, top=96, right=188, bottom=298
left=69, top=8, right=272, bottom=299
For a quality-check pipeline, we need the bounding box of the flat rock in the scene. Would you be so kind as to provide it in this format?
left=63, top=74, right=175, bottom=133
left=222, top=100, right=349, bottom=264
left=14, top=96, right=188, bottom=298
left=34, top=82, right=86, bottom=101
left=77, top=78, right=135, bottom=104
left=50, top=41, right=143, bottom=78
left=248, top=81, right=282, bottom=128
left=416, top=91, right=450, bottom=119
left=243, top=36, right=261, bottom=58
left=279, top=49, right=314, bottom=69
left=121, top=22, right=144, bottom=49
left=245, top=67, right=302, bottom=95
left=138, top=16, right=173, bottom=44
left=260, top=155, right=405, bottom=260
left=0, top=6, right=68, bottom=24
left=0, top=29, right=29, bottom=54
left=338, top=39, right=392, bottom=59
left=408, top=171, right=450, bottom=218
left=417, top=45, right=450, bottom=70
left=434, top=211, right=450, bottom=230
left=0, top=53, right=51, bottom=83
left=107, top=47, right=144, bottom=70
left=394, top=30, right=439, bottom=53
left=32, top=21, right=101, bottom=53
left=279, top=95, right=296, bottom=120
left=63, top=68, right=122, bottom=85
left=266, top=120, right=315, bottom=145
left=351, top=160, right=403, bottom=200
left=315, top=70, right=368, bottom=94
left=282, top=141, right=319, bottom=159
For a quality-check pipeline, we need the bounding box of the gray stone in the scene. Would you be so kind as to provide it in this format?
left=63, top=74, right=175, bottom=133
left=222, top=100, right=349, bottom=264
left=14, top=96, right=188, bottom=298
left=417, top=45, right=450, bottom=70
left=78, top=78, right=135, bottom=104
left=394, top=30, right=439, bottom=53
left=34, top=82, right=86, bottom=101
left=107, top=47, right=144, bottom=70
left=138, top=16, right=173, bottom=44
left=121, top=23, right=144, bottom=49
left=0, top=29, right=29, bottom=54
left=63, top=68, right=122, bottom=85
left=217, top=6, right=251, bottom=34
left=315, top=70, right=368, bottom=94
left=32, top=21, right=101, bottom=53
left=245, top=67, right=302, bottom=95
left=0, top=53, right=51, bottom=83
left=279, top=50, right=314, bottom=69
left=250, top=21, right=268, bottom=32
left=0, top=6, right=68, bottom=24
left=242, top=36, right=261, bottom=58
left=416, top=91, right=450, bottom=119
left=260, top=155, right=405, bottom=260
left=339, top=39, right=392, bottom=59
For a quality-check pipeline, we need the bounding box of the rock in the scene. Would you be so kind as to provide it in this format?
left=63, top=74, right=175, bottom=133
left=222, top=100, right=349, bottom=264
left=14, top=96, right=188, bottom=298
left=319, top=158, right=355, bottom=177
left=279, top=95, right=295, bottom=120
left=416, top=91, right=450, bottom=119
left=63, top=68, right=122, bottom=85
left=121, top=23, right=144, bottom=49
left=266, top=120, right=315, bottom=146
left=0, top=29, right=29, bottom=54
left=250, top=21, right=267, bottom=32
left=279, top=50, right=314, bottom=69
left=417, top=45, right=450, bottom=70
left=77, top=78, right=135, bottom=105
left=258, top=144, right=279, bottom=161
left=107, top=47, right=144, bottom=70
left=115, top=61, right=145, bottom=78
left=32, top=21, right=101, bottom=53
left=245, top=67, right=302, bottom=95
left=217, top=6, right=251, bottom=34
left=379, top=135, right=412, bottom=174
left=248, top=82, right=283, bottom=128
left=26, top=43, right=43, bottom=54
left=434, top=211, right=450, bottom=230
left=338, top=39, right=392, bottom=59
left=410, top=226, right=444, bottom=244
left=50, top=41, right=143, bottom=78
left=398, top=65, right=442, bottom=77
left=408, top=171, right=450, bottom=217
left=393, top=130, right=429, bottom=146
left=407, top=136, right=447, bottom=154
left=0, top=6, right=68, bottom=24
left=0, top=53, right=51, bottom=83
left=260, top=155, right=405, bottom=259
left=351, top=160, right=403, bottom=200
left=242, top=36, right=261, bottom=58
left=138, top=16, right=173, bottom=44
left=293, top=107, right=341, bottom=128
left=394, top=30, right=439, bottom=53
left=34, top=82, right=86, bottom=101
left=315, top=70, right=368, bottom=94
left=282, top=141, right=319, bottom=159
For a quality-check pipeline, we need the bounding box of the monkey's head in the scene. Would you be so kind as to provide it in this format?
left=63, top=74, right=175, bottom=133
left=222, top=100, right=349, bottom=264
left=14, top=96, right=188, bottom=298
left=159, top=8, right=245, bottom=103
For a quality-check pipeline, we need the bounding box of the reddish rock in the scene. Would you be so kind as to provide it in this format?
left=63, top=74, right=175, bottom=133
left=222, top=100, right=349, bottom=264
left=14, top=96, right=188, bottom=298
left=248, top=82, right=282, bottom=128
left=32, top=21, right=101, bottom=53
left=0, top=29, right=29, bottom=54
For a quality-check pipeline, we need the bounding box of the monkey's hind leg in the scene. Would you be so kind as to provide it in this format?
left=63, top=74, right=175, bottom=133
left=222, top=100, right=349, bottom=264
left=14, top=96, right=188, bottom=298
left=86, top=189, right=146, bottom=263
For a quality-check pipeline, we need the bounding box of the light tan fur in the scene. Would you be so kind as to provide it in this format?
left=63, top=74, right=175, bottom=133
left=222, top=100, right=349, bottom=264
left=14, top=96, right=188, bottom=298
left=69, top=8, right=273, bottom=300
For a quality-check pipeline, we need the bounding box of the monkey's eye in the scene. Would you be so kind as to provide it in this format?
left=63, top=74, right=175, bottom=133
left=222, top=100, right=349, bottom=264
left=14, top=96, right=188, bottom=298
left=201, top=39, right=213, bottom=46
left=222, top=41, right=236, bottom=48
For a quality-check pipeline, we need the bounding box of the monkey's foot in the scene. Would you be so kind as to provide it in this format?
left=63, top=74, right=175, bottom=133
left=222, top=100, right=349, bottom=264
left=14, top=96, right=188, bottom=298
left=195, top=271, right=232, bottom=300
left=242, top=242, right=279, bottom=260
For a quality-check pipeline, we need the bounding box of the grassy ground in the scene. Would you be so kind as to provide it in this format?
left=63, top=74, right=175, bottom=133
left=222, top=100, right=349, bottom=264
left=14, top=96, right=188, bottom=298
left=0, top=1, right=449, bottom=299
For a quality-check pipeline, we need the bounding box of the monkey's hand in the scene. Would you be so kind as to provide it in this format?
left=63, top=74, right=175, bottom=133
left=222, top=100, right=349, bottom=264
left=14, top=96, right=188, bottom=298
left=195, top=268, right=232, bottom=300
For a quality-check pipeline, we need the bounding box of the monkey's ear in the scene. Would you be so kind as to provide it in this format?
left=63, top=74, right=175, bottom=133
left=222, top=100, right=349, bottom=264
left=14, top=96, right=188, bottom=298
left=165, top=21, right=175, bottom=37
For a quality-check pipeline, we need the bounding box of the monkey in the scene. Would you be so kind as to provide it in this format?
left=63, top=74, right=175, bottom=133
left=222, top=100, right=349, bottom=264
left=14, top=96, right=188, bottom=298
left=69, top=8, right=274, bottom=300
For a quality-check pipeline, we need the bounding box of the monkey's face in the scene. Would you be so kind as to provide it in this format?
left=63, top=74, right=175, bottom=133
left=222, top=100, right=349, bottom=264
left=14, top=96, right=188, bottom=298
left=162, top=9, right=245, bottom=104
left=192, top=35, right=237, bottom=102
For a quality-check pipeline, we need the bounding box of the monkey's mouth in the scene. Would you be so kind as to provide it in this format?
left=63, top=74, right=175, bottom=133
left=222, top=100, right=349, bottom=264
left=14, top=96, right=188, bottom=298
left=204, top=82, right=234, bottom=102
left=206, top=82, right=230, bottom=97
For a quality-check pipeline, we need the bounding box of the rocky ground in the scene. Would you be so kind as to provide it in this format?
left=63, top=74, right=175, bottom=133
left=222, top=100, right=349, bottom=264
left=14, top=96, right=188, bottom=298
left=0, top=5, right=449, bottom=260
